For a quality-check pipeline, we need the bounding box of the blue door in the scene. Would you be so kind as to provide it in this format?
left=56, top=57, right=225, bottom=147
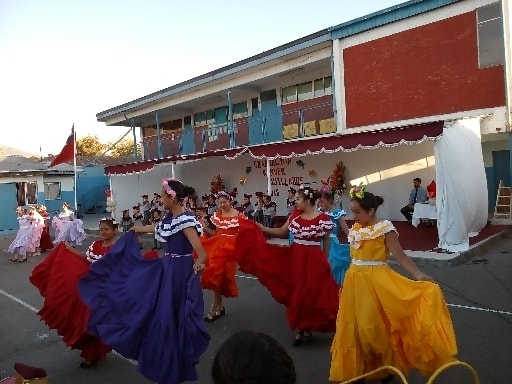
left=0, top=183, right=20, bottom=231
left=489, top=150, right=511, bottom=209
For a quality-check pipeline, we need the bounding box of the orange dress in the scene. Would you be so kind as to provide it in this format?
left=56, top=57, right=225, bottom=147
left=200, top=210, right=244, bottom=298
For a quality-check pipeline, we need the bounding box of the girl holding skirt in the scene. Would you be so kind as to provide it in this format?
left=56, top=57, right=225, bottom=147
left=329, top=185, right=457, bottom=383
left=78, top=178, right=209, bottom=384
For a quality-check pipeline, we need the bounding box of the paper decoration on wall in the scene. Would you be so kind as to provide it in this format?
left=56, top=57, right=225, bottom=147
left=308, top=170, right=318, bottom=178
left=296, top=160, right=305, bottom=169
left=245, top=166, right=252, bottom=174
left=210, top=175, right=225, bottom=194
left=239, top=178, right=247, bottom=185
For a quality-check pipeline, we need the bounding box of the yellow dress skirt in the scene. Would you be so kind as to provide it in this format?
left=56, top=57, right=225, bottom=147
left=329, top=220, right=457, bottom=381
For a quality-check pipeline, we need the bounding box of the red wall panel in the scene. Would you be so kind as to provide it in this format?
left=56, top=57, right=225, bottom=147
left=344, top=11, right=505, bottom=127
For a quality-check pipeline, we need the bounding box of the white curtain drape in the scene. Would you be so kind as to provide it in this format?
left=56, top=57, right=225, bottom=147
left=435, top=118, right=488, bottom=252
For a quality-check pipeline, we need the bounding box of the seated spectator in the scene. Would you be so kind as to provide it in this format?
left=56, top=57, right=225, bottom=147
left=400, top=177, right=428, bottom=224
left=212, top=331, right=296, bottom=384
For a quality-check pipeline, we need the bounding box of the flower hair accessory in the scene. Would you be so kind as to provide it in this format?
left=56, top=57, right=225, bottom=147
left=349, top=183, right=366, bottom=199
left=99, top=217, right=118, bottom=226
left=299, top=183, right=312, bottom=197
left=162, top=178, right=177, bottom=198
left=216, top=190, right=232, bottom=201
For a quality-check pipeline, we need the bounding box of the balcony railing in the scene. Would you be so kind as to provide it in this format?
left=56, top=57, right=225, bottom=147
left=142, top=97, right=334, bottom=160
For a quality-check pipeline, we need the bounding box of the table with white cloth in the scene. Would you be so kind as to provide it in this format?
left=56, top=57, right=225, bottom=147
left=412, top=202, right=437, bottom=227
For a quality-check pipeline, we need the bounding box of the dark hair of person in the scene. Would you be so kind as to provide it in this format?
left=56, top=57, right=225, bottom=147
left=63, top=202, right=72, bottom=209
left=212, top=331, right=296, bottom=384
left=351, top=191, right=384, bottom=212
left=414, top=177, right=421, bottom=183
left=165, top=179, right=196, bottom=202
left=98, top=217, right=119, bottom=230
left=320, top=190, right=334, bottom=202
left=297, top=186, right=321, bottom=205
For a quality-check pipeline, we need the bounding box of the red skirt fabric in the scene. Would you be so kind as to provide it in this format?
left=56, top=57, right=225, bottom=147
left=235, top=219, right=339, bottom=332
left=200, top=235, right=238, bottom=298
left=29, top=243, right=110, bottom=361
left=39, top=227, right=53, bottom=251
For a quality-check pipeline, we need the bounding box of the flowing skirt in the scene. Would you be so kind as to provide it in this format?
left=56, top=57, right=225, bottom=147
left=7, top=226, right=32, bottom=256
left=29, top=243, right=110, bottom=361
left=26, top=225, right=44, bottom=253
left=39, top=227, right=53, bottom=251
left=78, top=232, right=210, bottom=384
left=53, top=219, right=86, bottom=246
left=200, top=235, right=238, bottom=298
left=235, top=219, right=339, bottom=332
left=328, top=236, right=350, bottom=285
left=329, top=264, right=458, bottom=381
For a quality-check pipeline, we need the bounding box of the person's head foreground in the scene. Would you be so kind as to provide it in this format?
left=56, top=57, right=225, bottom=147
left=212, top=331, right=296, bottom=384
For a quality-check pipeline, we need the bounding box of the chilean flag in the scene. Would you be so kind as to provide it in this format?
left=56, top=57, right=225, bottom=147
left=50, top=125, right=75, bottom=167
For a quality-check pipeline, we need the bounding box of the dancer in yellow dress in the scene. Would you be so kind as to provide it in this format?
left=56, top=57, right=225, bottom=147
left=329, top=185, right=457, bottom=383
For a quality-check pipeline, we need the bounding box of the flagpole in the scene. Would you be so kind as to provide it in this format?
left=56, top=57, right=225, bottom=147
left=73, top=124, right=78, bottom=212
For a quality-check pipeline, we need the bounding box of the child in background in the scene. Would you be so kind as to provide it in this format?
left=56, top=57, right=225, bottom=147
left=151, top=209, right=162, bottom=250
left=27, top=205, right=45, bottom=257
left=141, top=194, right=151, bottom=224
left=8, top=207, right=32, bottom=262
left=317, top=188, right=350, bottom=286
left=329, top=185, right=457, bottom=383
left=121, top=209, right=134, bottom=233
left=37, top=205, right=53, bottom=252
left=262, top=193, right=276, bottom=228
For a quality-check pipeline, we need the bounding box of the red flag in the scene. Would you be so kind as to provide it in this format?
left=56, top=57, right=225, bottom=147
left=50, top=126, right=75, bottom=167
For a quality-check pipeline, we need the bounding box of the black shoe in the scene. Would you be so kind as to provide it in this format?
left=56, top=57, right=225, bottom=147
left=302, top=331, right=312, bottom=344
left=80, top=360, right=98, bottom=369
left=293, top=331, right=303, bottom=347
left=204, top=311, right=219, bottom=323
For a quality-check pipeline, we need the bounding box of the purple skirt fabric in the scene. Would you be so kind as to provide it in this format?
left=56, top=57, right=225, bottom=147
left=78, top=232, right=210, bottom=384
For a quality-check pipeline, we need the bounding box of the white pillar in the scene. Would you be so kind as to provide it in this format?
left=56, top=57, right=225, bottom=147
left=266, top=159, right=271, bottom=195
left=332, top=38, right=346, bottom=133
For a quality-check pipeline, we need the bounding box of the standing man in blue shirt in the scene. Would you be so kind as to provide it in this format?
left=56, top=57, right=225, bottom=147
left=400, top=177, right=429, bottom=224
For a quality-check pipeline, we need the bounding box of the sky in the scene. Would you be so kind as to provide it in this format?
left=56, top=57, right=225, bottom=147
left=0, top=0, right=406, bottom=156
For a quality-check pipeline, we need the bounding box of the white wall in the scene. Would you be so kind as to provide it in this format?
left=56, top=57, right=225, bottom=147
left=110, top=141, right=437, bottom=221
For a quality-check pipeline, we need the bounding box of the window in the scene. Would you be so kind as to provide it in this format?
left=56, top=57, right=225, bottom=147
left=184, top=115, right=192, bottom=126
left=477, top=2, right=504, bottom=68
left=44, top=182, right=61, bottom=200
left=194, top=112, right=206, bottom=126
left=297, top=81, right=313, bottom=101
left=206, top=110, right=215, bottom=125
left=282, top=86, right=297, bottom=104
left=233, top=101, right=248, bottom=118
left=16, top=182, right=38, bottom=205
left=281, top=77, right=333, bottom=104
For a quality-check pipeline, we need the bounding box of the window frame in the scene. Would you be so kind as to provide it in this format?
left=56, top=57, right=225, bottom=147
left=44, top=182, right=62, bottom=200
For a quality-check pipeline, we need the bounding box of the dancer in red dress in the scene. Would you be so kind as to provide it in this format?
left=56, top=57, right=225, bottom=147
left=30, top=217, right=118, bottom=368
left=200, top=191, right=245, bottom=322
left=235, top=184, right=339, bottom=346
left=37, top=205, right=53, bottom=252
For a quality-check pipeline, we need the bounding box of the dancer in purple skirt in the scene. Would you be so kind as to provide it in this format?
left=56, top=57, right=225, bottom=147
left=79, top=179, right=209, bottom=384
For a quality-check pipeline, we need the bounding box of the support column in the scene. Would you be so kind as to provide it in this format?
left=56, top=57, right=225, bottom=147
left=503, top=0, right=512, bottom=131
left=227, top=89, right=235, bottom=148
left=156, top=110, right=162, bottom=159
left=131, top=118, right=137, bottom=159
left=332, top=38, right=346, bottom=133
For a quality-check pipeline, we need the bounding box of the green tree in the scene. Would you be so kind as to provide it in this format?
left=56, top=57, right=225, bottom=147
left=76, top=135, right=106, bottom=156
left=108, top=138, right=141, bottom=157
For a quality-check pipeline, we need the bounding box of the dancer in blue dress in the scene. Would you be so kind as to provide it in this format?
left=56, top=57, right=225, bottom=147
left=318, top=188, right=350, bottom=286
left=78, top=178, right=209, bottom=384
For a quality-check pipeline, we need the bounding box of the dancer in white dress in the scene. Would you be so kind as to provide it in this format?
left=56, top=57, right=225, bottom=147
left=52, top=202, right=87, bottom=246
left=8, top=207, right=32, bottom=263
left=26, top=206, right=45, bottom=256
